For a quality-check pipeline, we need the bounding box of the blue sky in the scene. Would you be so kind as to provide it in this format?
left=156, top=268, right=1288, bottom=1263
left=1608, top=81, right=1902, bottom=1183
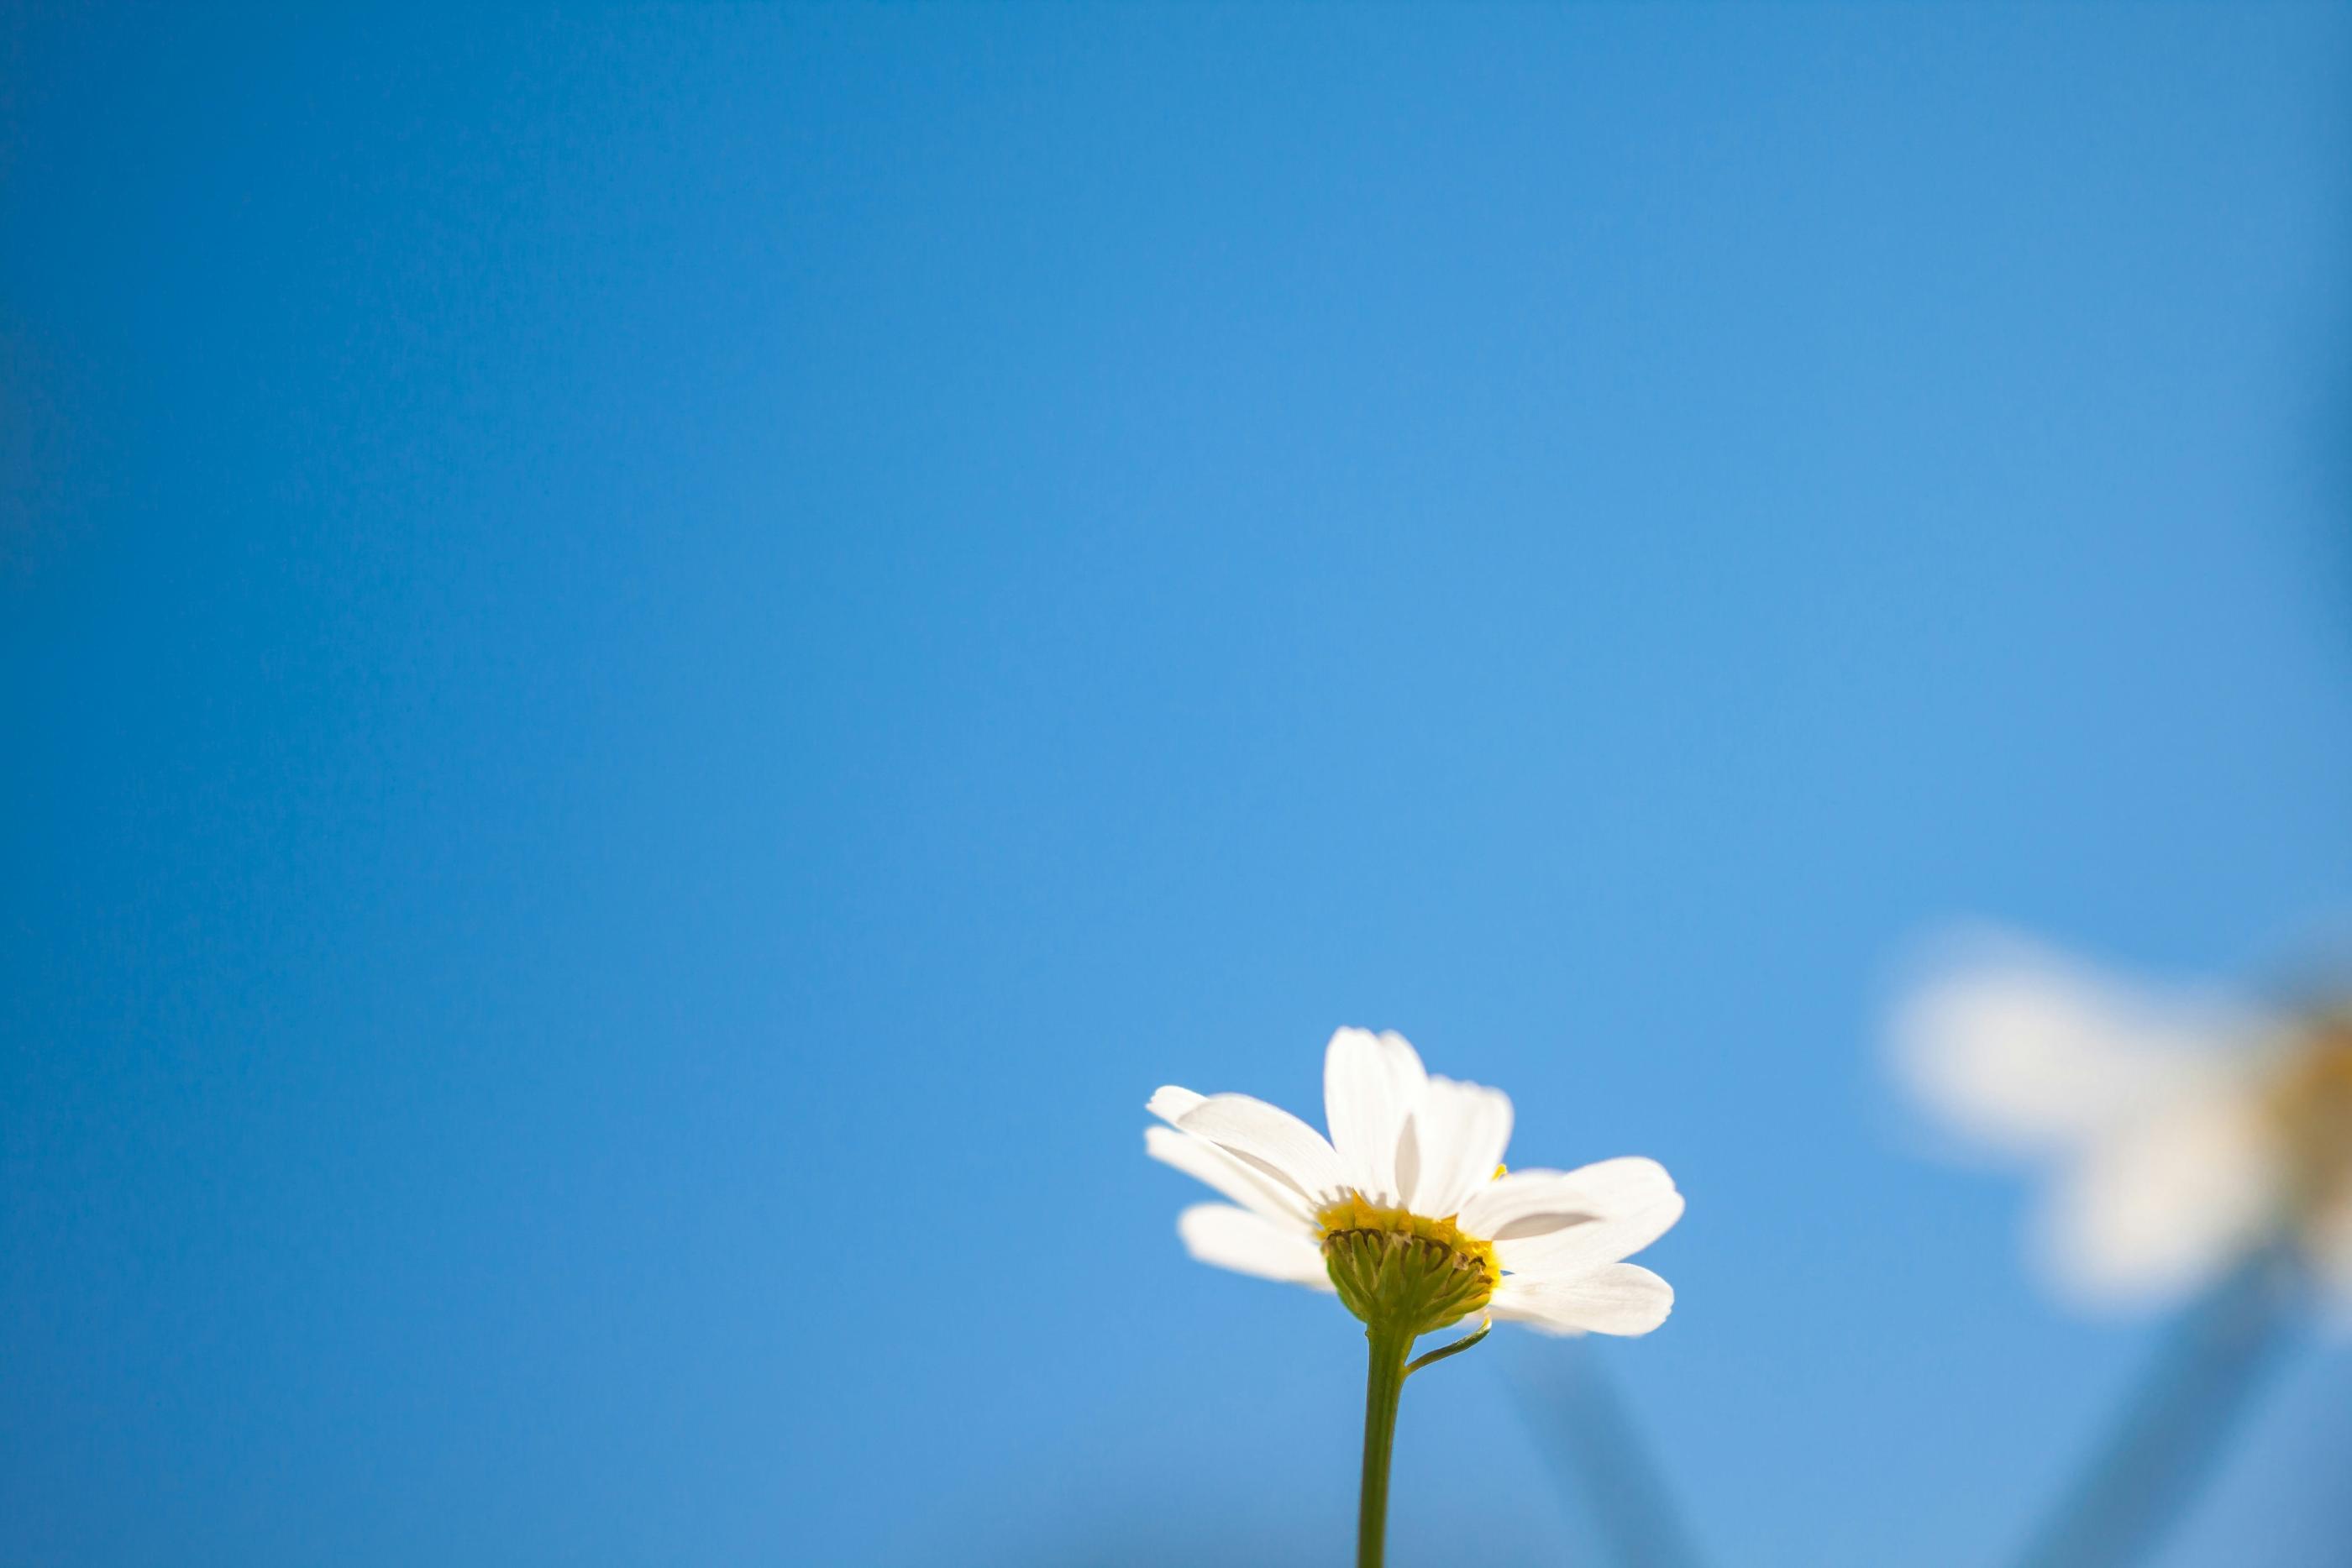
left=6, top=5, right=2352, bottom=1565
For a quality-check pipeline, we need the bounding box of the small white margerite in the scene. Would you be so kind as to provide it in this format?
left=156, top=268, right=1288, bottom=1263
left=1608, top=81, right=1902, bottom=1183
left=1146, top=1027, right=1683, bottom=1338
left=1896, top=929, right=2352, bottom=1310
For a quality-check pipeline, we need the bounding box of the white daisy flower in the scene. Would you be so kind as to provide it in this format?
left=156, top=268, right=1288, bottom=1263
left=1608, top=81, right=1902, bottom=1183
left=1895, top=929, right=2352, bottom=1309
left=1146, top=1027, right=1682, bottom=1339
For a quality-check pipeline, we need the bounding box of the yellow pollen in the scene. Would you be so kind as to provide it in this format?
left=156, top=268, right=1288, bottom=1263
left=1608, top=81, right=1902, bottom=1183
left=2266, top=1023, right=2352, bottom=1219
left=1317, top=1193, right=1469, bottom=1243
left=1314, top=1169, right=1516, bottom=1333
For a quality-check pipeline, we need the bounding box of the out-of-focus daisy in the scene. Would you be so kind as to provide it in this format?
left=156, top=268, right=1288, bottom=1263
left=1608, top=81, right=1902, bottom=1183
left=1895, top=929, right=2352, bottom=1309
left=1147, top=1028, right=1682, bottom=1339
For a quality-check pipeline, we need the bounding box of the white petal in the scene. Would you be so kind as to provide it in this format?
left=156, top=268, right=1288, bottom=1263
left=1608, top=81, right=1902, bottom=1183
left=1145, top=1125, right=1314, bottom=1228
left=1175, top=1093, right=1348, bottom=1205
left=1402, top=1075, right=1513, bottom=1218
left=1457, top=1157, right=1677, bottom=1240
left=1499, top=1189, right=1685, bottom=1277
left=1324, top=1028, right=1428, bottom=1205
left=1177, top=1204, right=1334, bottom=1290
left=1147, top=1085, right=1206, bottom=1125
left=2042, top=1086, right=2279, bottom=1303
left=1894, top=931, right=2262, bottom=1155
left=1491, top=1263, right=1673, bottom=1336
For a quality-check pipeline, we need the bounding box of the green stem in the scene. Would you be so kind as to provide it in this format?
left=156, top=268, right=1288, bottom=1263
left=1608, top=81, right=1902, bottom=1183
left=2013, top=1247, right=2297, bottom=1568
left=1407, top=1318, right=1490, bottom=1376
left=1357, top=1323, right=1415, bottom=1568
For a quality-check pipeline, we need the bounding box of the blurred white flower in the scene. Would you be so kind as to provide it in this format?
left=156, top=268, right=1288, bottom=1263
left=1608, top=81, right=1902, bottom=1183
left=1895, top=930, right=2352, bottom=1309
left=1147, top=1028, right=1682, bottom=1337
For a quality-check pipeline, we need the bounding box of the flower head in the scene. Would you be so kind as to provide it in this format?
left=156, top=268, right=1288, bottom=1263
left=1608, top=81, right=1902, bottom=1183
left=1895, top=929, right=2352, bottom=1310
left=1146, top=1028, right=1682, bottom=1337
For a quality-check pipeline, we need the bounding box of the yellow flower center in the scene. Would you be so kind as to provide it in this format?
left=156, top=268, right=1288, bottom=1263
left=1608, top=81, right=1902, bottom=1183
left=1315, top=1193, right=1501, bottom=1336
left=2266, top=1023, right=2352, bottom=1220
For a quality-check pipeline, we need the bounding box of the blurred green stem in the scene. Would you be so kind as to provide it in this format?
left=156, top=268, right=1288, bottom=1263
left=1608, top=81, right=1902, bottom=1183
left=1515, top=1342, right=1707, bottom=1568
left=2015, top=1247, right=2298, bottom=1568
left=1357, top=1323, right=1414, bottom=1568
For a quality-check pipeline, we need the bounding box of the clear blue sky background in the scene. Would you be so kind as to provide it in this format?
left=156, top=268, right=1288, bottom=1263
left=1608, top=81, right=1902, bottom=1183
left=8, top=6, right=2352, bottom=1566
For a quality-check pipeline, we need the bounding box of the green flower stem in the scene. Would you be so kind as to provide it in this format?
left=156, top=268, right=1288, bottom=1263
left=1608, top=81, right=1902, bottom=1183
left=1357, top=1322, right=1415, bottom=1568
left=1407, top=1318, right=1490, bottom=1375
left=2014, top=1247, right=2297, bottom=1568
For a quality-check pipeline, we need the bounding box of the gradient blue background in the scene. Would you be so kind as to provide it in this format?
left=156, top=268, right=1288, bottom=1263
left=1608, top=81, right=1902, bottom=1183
left=8, top=5, right=2352, bottom=1565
